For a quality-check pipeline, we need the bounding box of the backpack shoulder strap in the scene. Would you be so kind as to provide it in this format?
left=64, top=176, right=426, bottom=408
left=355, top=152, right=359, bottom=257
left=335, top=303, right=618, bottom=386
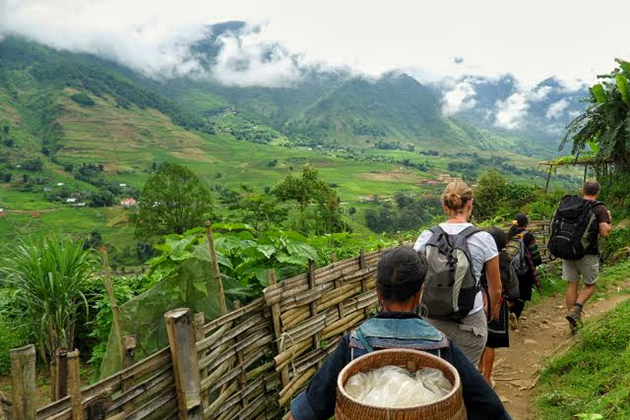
left=429, top=226, right=445, bottom=236
left=459, top=225, right=482, bottom=238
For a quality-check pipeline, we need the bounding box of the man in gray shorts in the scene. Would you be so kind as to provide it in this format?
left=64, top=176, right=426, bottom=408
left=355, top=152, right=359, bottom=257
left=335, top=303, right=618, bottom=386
left=563, top=181, right=611, bottom=331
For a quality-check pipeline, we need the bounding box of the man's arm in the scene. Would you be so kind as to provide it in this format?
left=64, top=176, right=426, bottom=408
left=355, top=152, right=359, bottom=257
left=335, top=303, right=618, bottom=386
left=600, top=222, right=612, bottom=237
left=485, top=257, right=502, bottom=321
left=289, top=336, right=350, bottom=420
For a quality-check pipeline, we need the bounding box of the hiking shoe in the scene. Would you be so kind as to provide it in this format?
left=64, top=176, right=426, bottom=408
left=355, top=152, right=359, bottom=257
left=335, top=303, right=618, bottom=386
left=509, top=312, right=518, bottom=330
left=566, top=308, right=579, bottom=333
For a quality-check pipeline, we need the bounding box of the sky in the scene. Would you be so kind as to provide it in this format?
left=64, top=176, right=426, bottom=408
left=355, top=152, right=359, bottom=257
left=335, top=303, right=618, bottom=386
left=1, top=0, right=628, bottom=129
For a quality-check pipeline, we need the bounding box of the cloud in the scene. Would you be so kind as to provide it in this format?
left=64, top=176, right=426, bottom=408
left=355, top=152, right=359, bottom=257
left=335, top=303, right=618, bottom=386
left=442, top=80, right=477, bottom=115
left=546, top=99, right=570, bottom=120
left=494, top=93, right=529, bottom=129
left=529, top=85, right=552, bottom=102
left=210, top=29, right=301, bottom=87
left=2, top=0, right=630, bottom=88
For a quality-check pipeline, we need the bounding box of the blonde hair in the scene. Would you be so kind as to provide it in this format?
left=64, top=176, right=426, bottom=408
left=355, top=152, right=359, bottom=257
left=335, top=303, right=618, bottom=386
left=441, top=181, right=473, bottom=213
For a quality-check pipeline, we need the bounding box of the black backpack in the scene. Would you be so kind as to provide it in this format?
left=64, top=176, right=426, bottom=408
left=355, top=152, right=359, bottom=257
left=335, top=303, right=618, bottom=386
left=421, top=226, right=481, bottom=321
left=548, top=195, right=602, bottom=260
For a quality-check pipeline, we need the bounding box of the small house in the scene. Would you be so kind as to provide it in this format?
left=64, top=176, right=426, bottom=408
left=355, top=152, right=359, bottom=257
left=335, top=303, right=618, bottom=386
left=66, top=198, right=77, bottom=204
left=121, top=197, right=137, bottom=207
left=119, top=183, right=127, bottom=187
left=57, top=182, right=65, bottom=187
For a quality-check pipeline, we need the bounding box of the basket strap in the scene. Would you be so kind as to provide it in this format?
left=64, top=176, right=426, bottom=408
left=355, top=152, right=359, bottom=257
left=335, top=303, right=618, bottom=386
left=354, top=328, right=375, bottom=353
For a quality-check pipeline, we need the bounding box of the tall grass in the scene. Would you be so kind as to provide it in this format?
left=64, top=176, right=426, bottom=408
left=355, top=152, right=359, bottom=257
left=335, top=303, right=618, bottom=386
left=0, top=235, right=97, bottom=360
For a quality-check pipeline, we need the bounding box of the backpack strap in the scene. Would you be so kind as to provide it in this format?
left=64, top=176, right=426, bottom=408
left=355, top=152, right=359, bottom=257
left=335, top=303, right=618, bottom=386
left=429, top=226, right=446, bottom=236
left=459, top=225, right=482, bottom=238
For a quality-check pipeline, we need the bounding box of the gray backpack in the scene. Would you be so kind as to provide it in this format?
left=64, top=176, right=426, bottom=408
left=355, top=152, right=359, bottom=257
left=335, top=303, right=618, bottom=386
left=421, top=226, right=481, bottom=321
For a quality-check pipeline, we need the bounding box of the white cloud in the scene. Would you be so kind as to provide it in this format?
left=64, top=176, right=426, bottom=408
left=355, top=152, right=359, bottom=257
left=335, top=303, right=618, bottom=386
left=442, top=80, right=477, bottom=115
left=529, top=86, right=552, bottom=102
left=546, top=99, right=570, bottom=120
left=2, top=0, right=630, bottom=88
left=494, top=93, right=529, bottom=129
left=211, top=29, right=301, bottom=87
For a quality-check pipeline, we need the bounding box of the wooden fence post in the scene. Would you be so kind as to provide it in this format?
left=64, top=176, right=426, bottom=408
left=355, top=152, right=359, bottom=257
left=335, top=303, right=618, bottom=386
left=545, top=166, right=553, bottom=193
left=100, top=248, right=126, bottom=369
left=67, top=349, right=83, bottom=420
left=165, top=308, right=203, bottom=420
left=52, top=347, right=69, bottom=401
left=268, top=269, right=290, bottom=388
left=122, top=334, right=137, bottom=412
left=307, top=261, right=320, bottom=352
left=191, top=312, right=206, bottom=410
left=205, top=221, right=227, bottom=315
left=10, top=344, right=36, bottom=420
left=331, top=253, right=347, bottom=335
left=359, top=249, right=369, bottom=318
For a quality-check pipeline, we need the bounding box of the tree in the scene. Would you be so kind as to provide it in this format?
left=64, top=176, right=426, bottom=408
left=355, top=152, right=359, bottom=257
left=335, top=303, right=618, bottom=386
left=273, top=165, right=345, bottom=234
left=90, top=189, right=114, bottom=207
left=473, top=170, right=508, bottom=219
left=83, top=230, right=102, bottom=250
left=562, top=59, right=630, bottom=172
left=133, top=163, right=214, bottom=239
left=2, top=125, right=8, bottom=135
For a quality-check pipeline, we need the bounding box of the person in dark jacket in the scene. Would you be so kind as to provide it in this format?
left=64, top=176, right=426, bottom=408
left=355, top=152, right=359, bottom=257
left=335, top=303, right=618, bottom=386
left=507, top=213, right=542, bottom=329
left=479, top=227, right=520, bottom=386
left=288, top=247, right=512, bottom=420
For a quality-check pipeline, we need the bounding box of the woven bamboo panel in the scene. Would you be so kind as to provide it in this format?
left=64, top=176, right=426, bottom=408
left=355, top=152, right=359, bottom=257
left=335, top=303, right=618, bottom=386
left=198, top=298, right=279, bottom=420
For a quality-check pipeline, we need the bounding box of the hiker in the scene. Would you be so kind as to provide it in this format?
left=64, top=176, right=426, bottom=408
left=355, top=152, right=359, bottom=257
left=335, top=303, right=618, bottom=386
left=288, top=247, right=512, bottom=420
left=548, top=181, right=612, bottom=332
left=413, top=181, right=502, bottom=365
left=479, top=227, right=520, bottom=386
left=506, top=213, right=543, bottom=329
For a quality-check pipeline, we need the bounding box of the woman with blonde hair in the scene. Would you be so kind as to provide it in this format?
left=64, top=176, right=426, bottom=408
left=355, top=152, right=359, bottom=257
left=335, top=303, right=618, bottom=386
left=413, top=181, right=502, bottom=365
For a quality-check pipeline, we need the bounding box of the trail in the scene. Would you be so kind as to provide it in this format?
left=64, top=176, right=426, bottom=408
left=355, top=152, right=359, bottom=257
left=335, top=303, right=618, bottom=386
left=492, top=280, right=630, bottom=420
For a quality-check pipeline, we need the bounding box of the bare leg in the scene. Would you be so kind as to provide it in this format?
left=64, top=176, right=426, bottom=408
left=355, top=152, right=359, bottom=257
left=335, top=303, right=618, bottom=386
left=480, top=347, right=495, bottom=384
left=566, top=281, right=579, bottom=310
left=576, top=283, right=596, bottom=306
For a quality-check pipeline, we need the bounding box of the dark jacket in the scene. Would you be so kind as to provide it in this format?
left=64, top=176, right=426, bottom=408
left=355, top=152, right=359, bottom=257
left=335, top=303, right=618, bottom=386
left=290, top=312, right=512, bottom=420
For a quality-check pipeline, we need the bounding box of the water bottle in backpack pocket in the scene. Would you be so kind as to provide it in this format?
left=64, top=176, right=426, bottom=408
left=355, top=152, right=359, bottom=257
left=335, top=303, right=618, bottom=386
left=548, top=195, right=601, bottom=260
left=421, top=226, right=481, bottom=321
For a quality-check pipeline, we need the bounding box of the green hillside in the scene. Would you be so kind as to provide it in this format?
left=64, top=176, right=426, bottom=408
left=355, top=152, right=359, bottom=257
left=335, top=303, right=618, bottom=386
left=0, top=36, right=582, bottom=255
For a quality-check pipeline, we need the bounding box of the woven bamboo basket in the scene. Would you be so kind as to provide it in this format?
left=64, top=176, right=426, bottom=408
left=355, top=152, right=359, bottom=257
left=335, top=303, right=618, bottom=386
left=335, top=349, right=467, bottom=420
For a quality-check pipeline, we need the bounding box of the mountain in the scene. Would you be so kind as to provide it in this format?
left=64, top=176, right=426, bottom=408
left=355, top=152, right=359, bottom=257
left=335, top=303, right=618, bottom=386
left=429, top=75, right=589, bottom=157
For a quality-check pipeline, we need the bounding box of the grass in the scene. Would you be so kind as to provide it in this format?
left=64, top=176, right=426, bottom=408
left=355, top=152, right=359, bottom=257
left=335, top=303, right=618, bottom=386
left=534, top=261, right=630, bottom=420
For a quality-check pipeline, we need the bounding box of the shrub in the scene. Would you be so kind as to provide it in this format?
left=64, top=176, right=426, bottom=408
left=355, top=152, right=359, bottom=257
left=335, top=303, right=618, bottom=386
left=70, top=92, right=95, bottom=106
left=0, top=236, right=97, bottom=360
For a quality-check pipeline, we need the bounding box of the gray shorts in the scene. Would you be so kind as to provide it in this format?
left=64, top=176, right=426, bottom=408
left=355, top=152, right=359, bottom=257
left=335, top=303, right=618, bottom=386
left=428, top=309, right=487, bottom=366
left=562, top=254, right=600, bottom=285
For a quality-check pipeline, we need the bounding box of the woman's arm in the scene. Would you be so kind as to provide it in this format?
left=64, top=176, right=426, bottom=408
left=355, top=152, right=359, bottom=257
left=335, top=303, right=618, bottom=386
left=485, top=256, right=502, bottom=321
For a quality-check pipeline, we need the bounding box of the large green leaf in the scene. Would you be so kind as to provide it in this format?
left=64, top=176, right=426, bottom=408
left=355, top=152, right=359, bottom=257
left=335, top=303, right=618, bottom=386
left=591, top=84, right=608, bottom=104
left=616, top=74, right=630, bottom=106
left=285, top=239, right=319, bottom=261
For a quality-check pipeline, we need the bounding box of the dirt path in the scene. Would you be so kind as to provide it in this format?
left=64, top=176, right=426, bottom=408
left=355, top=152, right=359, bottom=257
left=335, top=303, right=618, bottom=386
left=492, top=280, right=630, bottom=420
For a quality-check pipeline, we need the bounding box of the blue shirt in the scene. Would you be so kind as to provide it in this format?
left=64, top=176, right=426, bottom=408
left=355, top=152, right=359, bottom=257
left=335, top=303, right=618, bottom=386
left=290, top=312, right=512, bottom=420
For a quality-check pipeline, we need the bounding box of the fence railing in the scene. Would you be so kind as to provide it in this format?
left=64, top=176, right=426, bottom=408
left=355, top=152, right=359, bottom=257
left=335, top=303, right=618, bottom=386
left=1, top=222, right=553, bottom=420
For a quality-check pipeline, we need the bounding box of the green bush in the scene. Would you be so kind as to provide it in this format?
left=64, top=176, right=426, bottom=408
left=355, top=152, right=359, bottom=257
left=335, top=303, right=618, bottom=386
left=70, top=92, right=95, bottom=106
left=601, top=228, right=630, bottom=263
left=0, top=316, right=27, bottom=374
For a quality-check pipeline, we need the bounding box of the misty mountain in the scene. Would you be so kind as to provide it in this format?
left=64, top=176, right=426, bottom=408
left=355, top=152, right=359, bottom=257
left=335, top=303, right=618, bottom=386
left=430, top=74, right=589, bottom=155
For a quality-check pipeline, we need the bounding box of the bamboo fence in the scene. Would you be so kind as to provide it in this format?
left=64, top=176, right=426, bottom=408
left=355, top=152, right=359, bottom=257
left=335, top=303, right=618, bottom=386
left=1, top=222, right=553, bottom=420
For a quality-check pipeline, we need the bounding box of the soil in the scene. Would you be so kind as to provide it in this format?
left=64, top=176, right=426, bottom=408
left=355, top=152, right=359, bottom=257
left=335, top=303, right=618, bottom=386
left=492, top=280, right=630, bottom=420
